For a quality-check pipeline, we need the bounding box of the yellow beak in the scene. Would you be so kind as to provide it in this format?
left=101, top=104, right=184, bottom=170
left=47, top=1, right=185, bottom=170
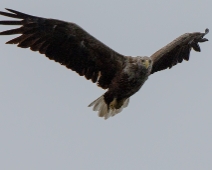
left=144, top=60, right=150, bottom=69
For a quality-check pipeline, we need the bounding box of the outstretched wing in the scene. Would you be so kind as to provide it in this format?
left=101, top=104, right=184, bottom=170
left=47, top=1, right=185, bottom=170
left=150, top=29, right=209, bottom=74
left=0, top=8, right=126, bottom=89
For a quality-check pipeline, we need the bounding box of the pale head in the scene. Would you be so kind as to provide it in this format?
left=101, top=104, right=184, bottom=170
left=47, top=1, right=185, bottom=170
left=136, top=56, right=152, bottom=70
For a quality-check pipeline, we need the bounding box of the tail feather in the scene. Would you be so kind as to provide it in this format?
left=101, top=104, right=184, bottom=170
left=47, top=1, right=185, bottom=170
left=123, top=98, right=129, bottom=108
left=88, top=95, right=130, bottom=119
left=99, top=103, right=108, bottom=117
left=88, top=96, right=104, bottom=111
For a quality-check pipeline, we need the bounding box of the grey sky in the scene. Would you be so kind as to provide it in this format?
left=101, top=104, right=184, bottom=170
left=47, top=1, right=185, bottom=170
left=0, top=0, right=211, bottom=170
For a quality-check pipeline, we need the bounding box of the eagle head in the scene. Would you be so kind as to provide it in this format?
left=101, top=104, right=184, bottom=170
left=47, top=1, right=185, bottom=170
left=137, top=56, right=152, bottom=70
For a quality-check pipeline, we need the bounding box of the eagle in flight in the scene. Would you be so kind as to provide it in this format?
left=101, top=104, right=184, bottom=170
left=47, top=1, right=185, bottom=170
left=0, top=9, right=209, bottom=119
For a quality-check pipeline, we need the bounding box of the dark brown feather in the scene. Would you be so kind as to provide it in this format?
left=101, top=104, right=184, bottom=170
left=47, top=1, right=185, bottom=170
left=0, top=8, right=126, bottom=89
left=150, top=29, right=209, bottom=74
left=6, top=34, right=30, bottom=44
left=0, top=27, right=24, bottom=35
left=0, top=20, right=24, bottom=25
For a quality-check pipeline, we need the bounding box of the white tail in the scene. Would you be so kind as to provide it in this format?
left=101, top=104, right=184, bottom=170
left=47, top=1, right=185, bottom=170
left=88, top=95, right=130, bottom=119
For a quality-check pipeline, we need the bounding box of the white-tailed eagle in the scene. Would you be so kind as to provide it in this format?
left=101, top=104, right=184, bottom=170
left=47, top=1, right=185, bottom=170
left=0, top=9, right=209, bottom=119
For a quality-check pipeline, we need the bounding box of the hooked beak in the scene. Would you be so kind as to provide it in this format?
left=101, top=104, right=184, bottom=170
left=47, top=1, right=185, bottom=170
left=144, top=60, right=150, bottom=69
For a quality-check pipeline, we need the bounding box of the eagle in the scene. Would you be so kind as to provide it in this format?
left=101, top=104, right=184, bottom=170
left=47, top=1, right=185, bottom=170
left=0, top=9, right=209, bottom=119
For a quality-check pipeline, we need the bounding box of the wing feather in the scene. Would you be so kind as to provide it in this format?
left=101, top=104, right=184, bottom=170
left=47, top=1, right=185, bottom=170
left=150, top=29, right=209, bottom=74
left=0, top=8, right=126, bottom=89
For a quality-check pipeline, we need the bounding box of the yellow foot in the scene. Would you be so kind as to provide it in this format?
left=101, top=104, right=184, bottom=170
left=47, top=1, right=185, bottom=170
left=109, top=98, right=126, bottom=110
left=109, top=98, right=117, bottom=110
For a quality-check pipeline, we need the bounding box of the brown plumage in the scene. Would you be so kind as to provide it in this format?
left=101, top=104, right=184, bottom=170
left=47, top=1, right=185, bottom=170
left=0, top=9, right=209, bottom=119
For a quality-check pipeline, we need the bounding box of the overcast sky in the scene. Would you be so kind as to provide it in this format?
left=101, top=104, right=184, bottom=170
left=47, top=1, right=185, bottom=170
left=0, top=0, right=212, bottom=170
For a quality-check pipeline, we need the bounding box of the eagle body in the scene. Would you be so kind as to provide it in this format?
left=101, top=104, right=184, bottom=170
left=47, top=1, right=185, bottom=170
left=91, top=56, right=152, bottom=118
left=109, top=56, right=151, bottom=98
left=0, top=9, right=209, bottom=119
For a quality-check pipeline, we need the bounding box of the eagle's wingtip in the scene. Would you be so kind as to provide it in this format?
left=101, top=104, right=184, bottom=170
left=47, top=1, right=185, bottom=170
left=5, top=8, right=17, bottom=13
left=205, top=28, right=209, bottom=34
